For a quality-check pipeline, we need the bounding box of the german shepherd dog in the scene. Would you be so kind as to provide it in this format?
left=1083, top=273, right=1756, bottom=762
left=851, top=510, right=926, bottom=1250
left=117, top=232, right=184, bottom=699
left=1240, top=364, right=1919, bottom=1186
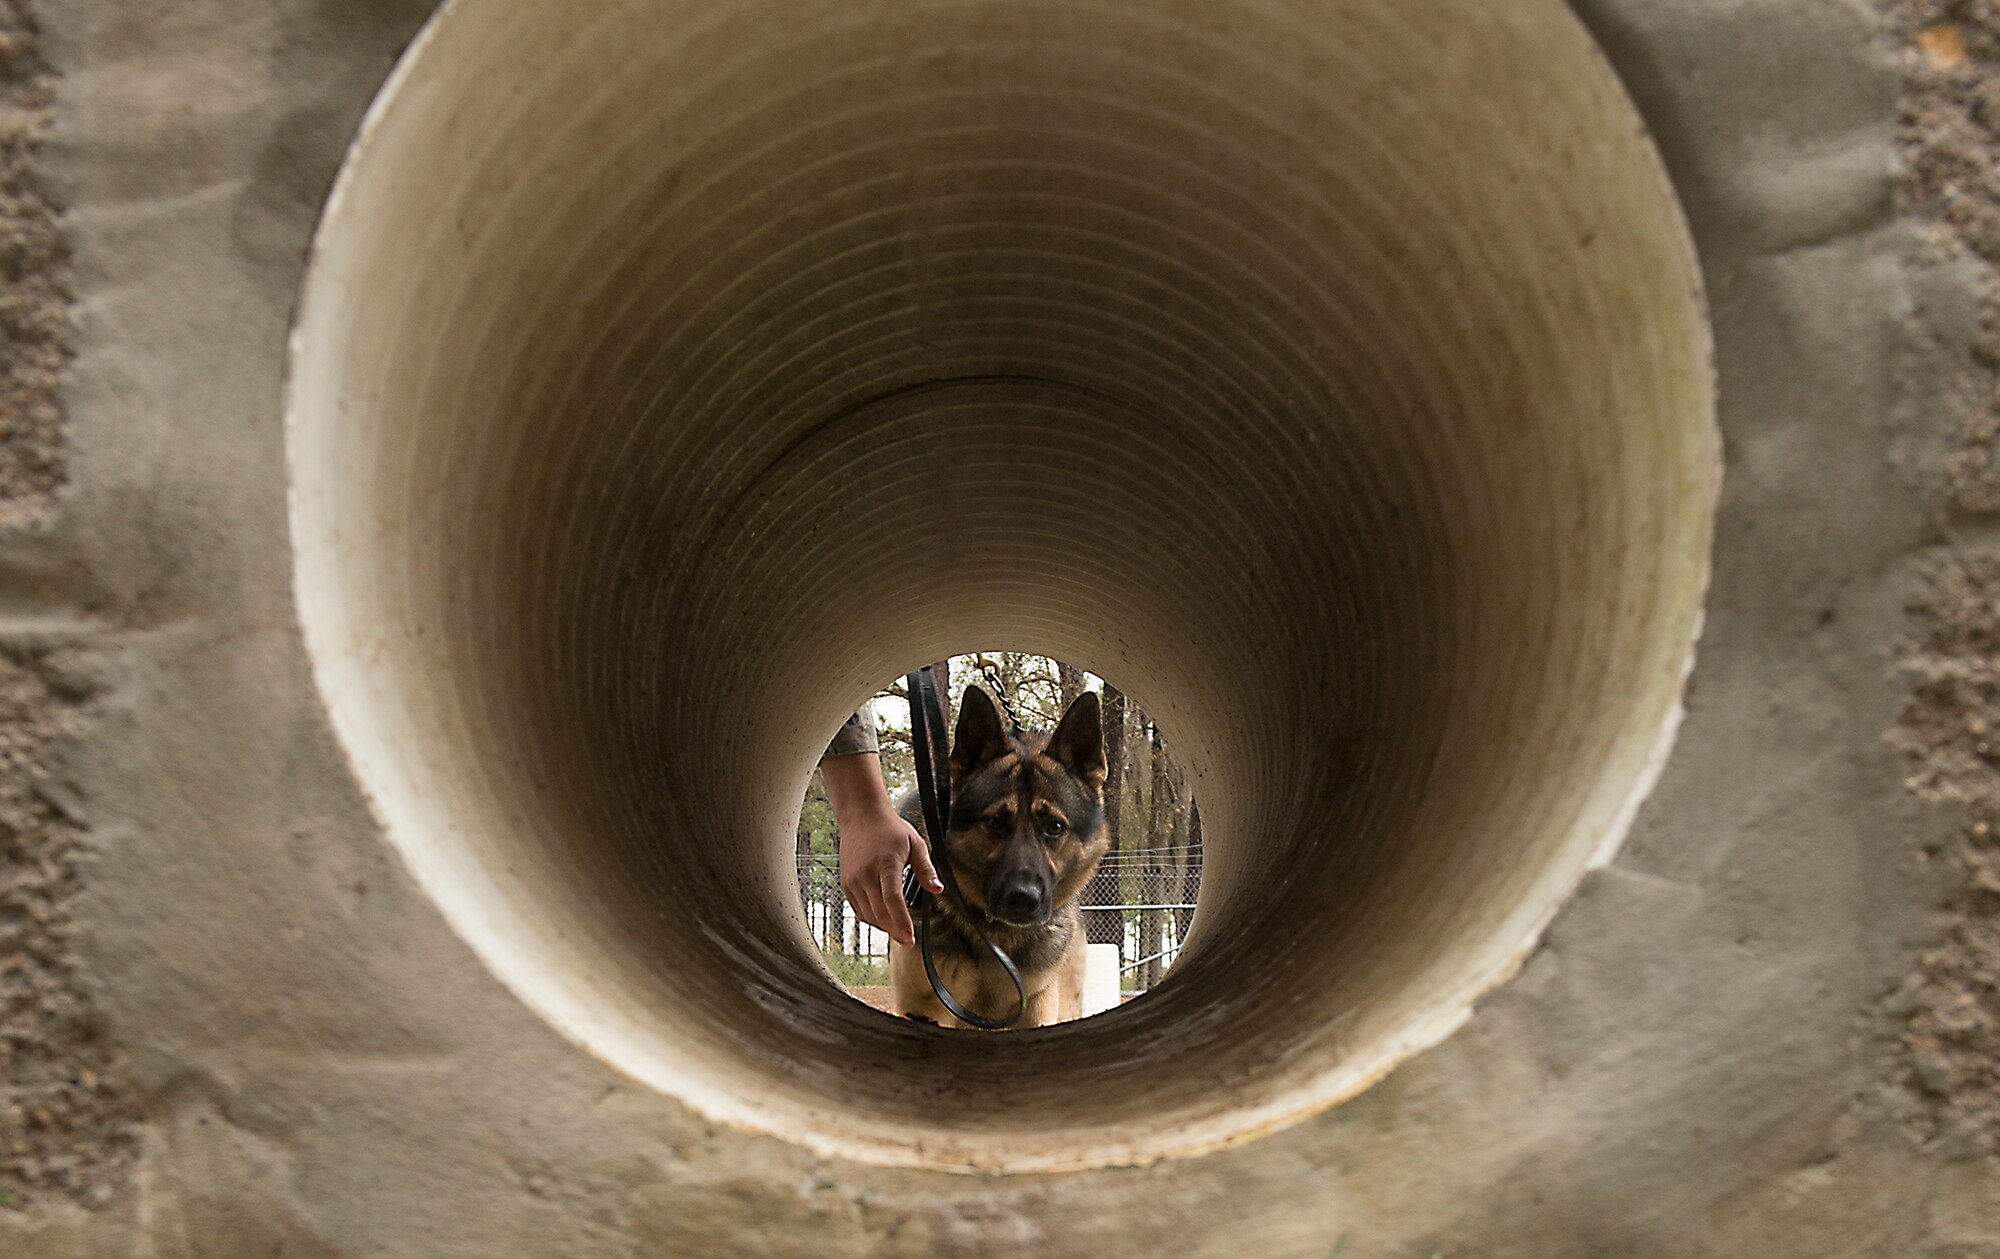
left=890, top=686, right=1109, bottom=1029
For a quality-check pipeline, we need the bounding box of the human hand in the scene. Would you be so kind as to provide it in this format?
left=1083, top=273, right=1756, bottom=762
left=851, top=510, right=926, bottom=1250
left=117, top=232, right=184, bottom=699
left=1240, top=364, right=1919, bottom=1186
left=837, top=804, right=943, bottom=947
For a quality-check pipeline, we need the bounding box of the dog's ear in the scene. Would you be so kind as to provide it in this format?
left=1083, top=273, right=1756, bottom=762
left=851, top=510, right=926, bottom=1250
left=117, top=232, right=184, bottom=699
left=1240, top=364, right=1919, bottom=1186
left=951, top=686, right=1011, bottom=775
left=1044, top=691, right=1106, bottom=789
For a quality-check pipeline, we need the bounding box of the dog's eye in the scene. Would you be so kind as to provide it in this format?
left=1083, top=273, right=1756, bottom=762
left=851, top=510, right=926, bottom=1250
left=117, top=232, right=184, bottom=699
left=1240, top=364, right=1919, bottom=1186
left=983, top=813, right=1010, bottom=834
left=1041, top=818, right=1066, bottom=839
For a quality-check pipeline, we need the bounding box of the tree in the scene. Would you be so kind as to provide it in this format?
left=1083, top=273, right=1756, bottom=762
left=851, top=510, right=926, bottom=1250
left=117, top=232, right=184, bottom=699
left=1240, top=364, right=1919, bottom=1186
left=1162, top=760, right=1193, bottom=971
left=1084, top=685, right=1127, bottom=952
left=798, top=782, right=817, bottom=945
left=1178, top=799, right=1202, bottom=944
left=1057, top=661, right=1085, bottom=707
left=928, top=658, right=952, bottom=731
left=1141, top=718, right=1174, bottom=989
left=970, top=652, right=1065, bottom=729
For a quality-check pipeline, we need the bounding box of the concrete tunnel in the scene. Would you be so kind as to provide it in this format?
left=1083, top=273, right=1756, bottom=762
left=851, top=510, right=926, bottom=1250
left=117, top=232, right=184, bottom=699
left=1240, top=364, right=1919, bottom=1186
left=285, top=0, right=1718, bottom=1173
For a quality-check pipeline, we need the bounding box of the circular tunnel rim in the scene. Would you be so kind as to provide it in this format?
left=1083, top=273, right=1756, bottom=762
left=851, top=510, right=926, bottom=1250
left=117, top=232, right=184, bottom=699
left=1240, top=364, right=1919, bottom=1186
left=285, top=0, right=1719, bottom=1173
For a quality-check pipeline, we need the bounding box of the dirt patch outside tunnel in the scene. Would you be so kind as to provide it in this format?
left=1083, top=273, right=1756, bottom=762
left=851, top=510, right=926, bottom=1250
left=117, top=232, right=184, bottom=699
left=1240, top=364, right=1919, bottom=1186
left=1889, top=0, right=2000, bottom=1159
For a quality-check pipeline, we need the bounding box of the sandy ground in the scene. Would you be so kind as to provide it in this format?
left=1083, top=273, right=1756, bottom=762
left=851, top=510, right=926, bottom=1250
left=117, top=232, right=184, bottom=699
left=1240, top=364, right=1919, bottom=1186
left=0, top=0, right=64, bottom=523
left=1890, top=0, right=2000, bottom=1157
left=0, top=0, right=130, bottom=1213
left=0, top=648, right=132, bottom=1206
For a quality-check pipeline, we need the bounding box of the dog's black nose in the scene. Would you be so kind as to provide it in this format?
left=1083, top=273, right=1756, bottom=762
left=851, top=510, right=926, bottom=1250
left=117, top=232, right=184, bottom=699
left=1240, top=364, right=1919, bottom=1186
left=996, top=879, right=1044, bottom=922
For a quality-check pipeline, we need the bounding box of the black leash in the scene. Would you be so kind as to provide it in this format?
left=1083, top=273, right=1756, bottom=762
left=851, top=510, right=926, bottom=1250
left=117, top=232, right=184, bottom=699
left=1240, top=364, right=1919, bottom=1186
left=901, top=666, right=1025, bottom=1030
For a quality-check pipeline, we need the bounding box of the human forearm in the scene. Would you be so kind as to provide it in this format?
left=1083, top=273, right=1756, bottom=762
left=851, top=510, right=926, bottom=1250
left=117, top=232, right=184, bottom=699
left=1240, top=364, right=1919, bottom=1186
left=820, top=750, right=898, bottom=828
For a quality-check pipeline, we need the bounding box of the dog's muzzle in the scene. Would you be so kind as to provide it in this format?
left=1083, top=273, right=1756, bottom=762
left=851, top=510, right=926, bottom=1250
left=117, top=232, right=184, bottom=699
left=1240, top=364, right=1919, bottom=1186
left=991, top=873, right=1047, bottom=925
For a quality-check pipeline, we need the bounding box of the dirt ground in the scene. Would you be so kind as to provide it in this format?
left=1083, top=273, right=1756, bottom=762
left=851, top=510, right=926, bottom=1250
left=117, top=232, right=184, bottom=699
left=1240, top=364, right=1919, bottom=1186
left=0, top=0, right=64, bottom=523
left=0, top=647, right=132, bottom=1205
left=0, top=0, right=131, bottom=1213
left=1890, top=0, right=2000, bottom=1156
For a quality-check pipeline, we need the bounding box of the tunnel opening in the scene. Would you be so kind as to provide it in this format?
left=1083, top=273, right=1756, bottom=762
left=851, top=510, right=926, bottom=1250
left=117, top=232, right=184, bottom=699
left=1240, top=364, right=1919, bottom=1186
left=287, top=0, right=1717, bottom=1171
left=798, top=653, right=1200, bottom=1023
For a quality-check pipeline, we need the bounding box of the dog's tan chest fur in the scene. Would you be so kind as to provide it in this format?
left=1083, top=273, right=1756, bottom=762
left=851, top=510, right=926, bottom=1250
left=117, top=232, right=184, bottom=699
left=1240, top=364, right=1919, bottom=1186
left=888, top=911, right=1088, bottom=1029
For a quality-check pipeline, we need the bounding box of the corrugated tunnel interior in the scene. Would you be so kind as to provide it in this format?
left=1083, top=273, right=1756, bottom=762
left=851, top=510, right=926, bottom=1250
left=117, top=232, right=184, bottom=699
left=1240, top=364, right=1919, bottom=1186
left=286, top=0, right=1718, bottom=1171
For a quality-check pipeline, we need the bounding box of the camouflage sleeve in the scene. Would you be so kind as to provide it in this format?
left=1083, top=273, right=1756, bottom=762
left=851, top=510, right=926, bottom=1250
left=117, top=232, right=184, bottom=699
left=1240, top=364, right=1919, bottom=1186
left=822, top=703, right=879, bottom=758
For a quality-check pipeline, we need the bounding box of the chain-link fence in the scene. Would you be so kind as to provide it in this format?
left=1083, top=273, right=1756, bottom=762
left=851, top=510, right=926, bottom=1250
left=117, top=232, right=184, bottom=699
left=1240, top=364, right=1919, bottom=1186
left=1080, top=842, right=1201, bottom=994
left=798, top=844, right=1201, bottom=1001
